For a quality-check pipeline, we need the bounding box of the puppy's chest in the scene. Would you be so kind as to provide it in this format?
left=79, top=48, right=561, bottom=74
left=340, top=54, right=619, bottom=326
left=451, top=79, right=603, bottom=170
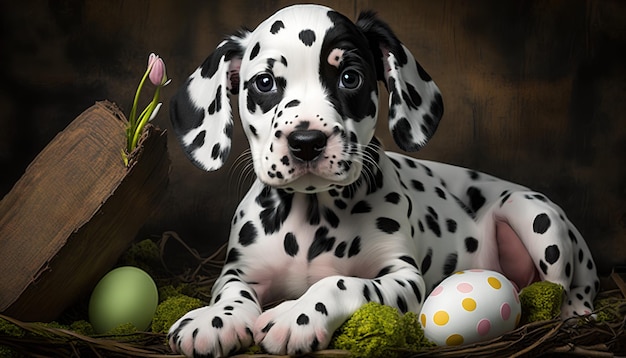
left=235, top=191, right=392, bottom=301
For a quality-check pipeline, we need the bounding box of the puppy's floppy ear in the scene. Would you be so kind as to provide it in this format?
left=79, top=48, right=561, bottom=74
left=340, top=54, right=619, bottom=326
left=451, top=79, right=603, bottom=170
left=170, top=30, right=250, bottom=171
left=357, top=12, right=443, bottom=152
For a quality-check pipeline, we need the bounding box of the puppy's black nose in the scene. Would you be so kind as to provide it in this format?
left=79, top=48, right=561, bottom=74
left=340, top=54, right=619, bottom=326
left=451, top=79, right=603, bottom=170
left=287, top=130, right=327, bottom=162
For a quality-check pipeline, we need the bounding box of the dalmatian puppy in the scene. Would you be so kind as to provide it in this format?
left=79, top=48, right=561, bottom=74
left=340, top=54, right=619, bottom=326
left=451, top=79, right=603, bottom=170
left=168, top=4, right=598, bottom=357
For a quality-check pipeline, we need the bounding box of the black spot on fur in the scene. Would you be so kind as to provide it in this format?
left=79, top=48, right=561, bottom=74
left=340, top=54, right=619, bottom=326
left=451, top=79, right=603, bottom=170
left=446, top=219, right=457, bottom=233
left=376, top=217, right=400, bottom=234
left=315, top=302, right=328, bottom=316
left=411, top=179, right=425, bottom=191
left=240, top=290, right=254, bottom=301
left=467, top=186, right=486, bottom=213
left=399, top=255, right=418, bottom=269
left=225, top=248, right=241, bottom=264
left=385, top=192, right=401, bottom=204
left=296, top=314, right=310, bottom=325
left=256, top=187, right=293, bottom=234
left=533, top=213, right=551, bottom=234
left=425, top=214, right=441, bottom=237
left=539, top=260, right=548, bottom=275
left=334, top=241, right=347, bottom=258
left=299, top=29, right=316, bottom=46
left=285, top=99, right=301, bottom=108
left=435, top=187, right=446, bottom=200
left=337, top=279, right=346, bottom=290
left=307, top=227, right=336, bottom=261
left=408, top=279, right=423, bottom=304
left=250, top=42, right=260, bottom=61
left=397, top=296, right=408, bottom=313
left=351, top=200, right=372, bottom=214
left=238, top=221, right=257, bottom=246
left=307, top=194, right=321, bottom=226
left=284, top=232, right=299, bottom=257
left=323, top=208, right=340, bottom=228
left=500, top=192, right=512, bottom=207
left=392, top=117, right=419, bottom=151
left=190, top=130, right=206, bottom=151
left=208, top=86, right=222, bottom=115
left=270, top=20, right=284, bottom=34
left=465, top=237, right=479, bottom=253
left=334, top=199, right=347, bottom=209
left=211, top=316, right=224, bottom=329
left=443, top=252, right=458, bottom=275
left=545, top=245, right=560, bottom=264
left=348, top=236, right=361, bottom=257
left=261, top=321, right=275, bottom=333
left=421, top=248, right=433, bottom=275
left=363, top=284, right=371, bottom=302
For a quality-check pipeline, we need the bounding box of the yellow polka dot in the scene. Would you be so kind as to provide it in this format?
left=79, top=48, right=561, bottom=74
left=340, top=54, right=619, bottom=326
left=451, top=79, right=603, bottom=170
left=446, top=334, right=464, bottom=346
left=515, top=313, right=521, bottom=326
left=433, top=310, right=449, bottom=326
left=462, top=298, right=477, bottom=311
left=488, top=276, right=502, bottom=289
left=454, top=271, right=465, bottom=275
left=420, top=313, right=426, bottom=328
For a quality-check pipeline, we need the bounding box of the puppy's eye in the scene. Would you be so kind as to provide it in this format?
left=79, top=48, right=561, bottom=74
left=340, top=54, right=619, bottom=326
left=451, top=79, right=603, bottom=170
left=339, top=69, right=362, bottom=90
left=255, top=73, right=276, bottom=93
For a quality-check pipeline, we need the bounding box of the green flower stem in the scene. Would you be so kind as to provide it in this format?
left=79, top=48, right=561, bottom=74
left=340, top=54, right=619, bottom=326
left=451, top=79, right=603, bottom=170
left=131, top=85, right=160, bottom=150
left=127, top=65, right=153, bottom=152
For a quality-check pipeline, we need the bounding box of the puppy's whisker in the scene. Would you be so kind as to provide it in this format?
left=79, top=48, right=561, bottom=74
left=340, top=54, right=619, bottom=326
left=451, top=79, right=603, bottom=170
left=228, top=149, right=256, bottom=198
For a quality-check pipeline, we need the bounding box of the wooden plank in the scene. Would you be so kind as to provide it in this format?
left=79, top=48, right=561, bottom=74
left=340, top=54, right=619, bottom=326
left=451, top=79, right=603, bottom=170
left=0, top=101, right=170, bottom=322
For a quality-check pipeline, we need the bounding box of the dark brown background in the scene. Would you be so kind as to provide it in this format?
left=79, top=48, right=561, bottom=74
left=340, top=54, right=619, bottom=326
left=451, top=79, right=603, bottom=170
left=1, top=0, right=624, bottom=276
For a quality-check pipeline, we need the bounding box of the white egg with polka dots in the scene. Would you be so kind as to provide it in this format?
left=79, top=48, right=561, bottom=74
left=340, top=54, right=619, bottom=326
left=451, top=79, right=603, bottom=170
left=419, top=269, right=521, bottom=346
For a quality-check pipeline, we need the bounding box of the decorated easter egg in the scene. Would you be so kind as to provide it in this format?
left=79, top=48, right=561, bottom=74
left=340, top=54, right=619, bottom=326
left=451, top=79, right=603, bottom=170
left=89, top=266, right=158, bottom=333
left=419, top=269, right=521, bottom=346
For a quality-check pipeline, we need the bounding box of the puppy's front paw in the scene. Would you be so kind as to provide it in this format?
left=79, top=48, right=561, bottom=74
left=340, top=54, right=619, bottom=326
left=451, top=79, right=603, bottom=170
left=168, top=302, right=259, bottom=357
left=253, top=299, right=333, bottom=355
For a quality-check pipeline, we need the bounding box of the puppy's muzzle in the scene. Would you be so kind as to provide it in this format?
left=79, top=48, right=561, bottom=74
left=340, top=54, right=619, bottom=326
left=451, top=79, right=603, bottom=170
left=287, top=130, right=327, bottom=162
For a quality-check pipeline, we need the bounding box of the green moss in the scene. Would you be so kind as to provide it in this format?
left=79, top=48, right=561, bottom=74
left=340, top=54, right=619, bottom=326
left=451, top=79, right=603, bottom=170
left=151, top=295, right=205, bottom=334
left=0, top=318, right=23, bottom=337
left=0, top=346, right=18, bottom=357
left=519, top=281, right=564, bottom=324
left=329, top=302, right=434, bottom=357
left=69, top=320, right=95, bottom=336
left=158, top=284, right=196, bottom=302
left=594, top=297, right=626, bottom=322
left=120, top=239, right=162, bottom=276
left=402, top=311, right=435, bottom=351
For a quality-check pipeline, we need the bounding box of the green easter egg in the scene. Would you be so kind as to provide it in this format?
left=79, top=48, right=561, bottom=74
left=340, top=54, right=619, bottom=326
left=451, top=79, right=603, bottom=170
left=89, top=266, right=158, bottom=333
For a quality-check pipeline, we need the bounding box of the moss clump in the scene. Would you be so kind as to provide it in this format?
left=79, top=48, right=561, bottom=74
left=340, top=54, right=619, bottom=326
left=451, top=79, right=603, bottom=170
left=151, top=295, right=205, bottom=334
left=0, top=317, right=23, bottom=337
left=594, top=297, right=626, bottom=322
left=519, top=281, right=564, bottom=324
left=158, top=284, right=196, bottom=302
left=69, top=320, right=95, bottom=336
left=120, top=239, right=161, bottom=276
left=329, top=302, right=434, bottom=357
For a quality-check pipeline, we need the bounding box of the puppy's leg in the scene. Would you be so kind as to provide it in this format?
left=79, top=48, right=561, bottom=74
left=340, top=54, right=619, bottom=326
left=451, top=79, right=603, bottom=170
left=253, top=262, right=425, bottom=355
left=168, top=270, right=261, bottom=357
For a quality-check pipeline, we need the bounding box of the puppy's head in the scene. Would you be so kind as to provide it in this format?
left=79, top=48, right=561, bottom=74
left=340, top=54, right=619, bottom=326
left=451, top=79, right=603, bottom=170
left=171, top=4, right=443, bottom=193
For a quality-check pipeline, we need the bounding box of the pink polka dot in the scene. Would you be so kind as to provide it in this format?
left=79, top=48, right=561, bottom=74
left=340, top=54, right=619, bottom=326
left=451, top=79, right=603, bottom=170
left=476, top=319, right=491, bottom=336
left=456, top=282, right=473, bottom=293
left=513, top=288, right=520, bottom=304
left=501, top=302, right=512, bottom=320
left=431, top=286, right=444, bottom=296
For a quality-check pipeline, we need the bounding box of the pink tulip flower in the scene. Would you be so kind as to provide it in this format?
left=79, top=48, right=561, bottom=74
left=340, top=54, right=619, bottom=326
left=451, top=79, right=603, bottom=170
left=148, top=53, right=168, bottom=86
